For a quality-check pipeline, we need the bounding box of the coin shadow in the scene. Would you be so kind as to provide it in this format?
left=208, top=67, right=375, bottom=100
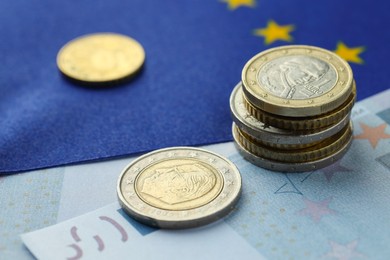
left=59, top=65, right=145, bottom=90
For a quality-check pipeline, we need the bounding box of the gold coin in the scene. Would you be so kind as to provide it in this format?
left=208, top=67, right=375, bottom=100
left=117, top=147, right=242, bottom=229
left=242, top=45, right=353, bottom=117
left=233, top=122, right=352, bottom=163
left=243, top=81, right=356, bottom=130
left=57, top=33, right=145, bottom=85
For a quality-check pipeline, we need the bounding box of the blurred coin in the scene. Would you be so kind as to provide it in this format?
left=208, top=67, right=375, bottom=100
left=232, top=123, right=353, bottom=172
left=241, top=45, right=353, bottom=117
left=230, top=82, right=351, bottom=145
left=57, top=33, right=145, bottom=85
left=117, top=147, right=241, bottom=229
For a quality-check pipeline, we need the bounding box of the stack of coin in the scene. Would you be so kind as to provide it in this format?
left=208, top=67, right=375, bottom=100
left=230, top=45, right=355, bottom=172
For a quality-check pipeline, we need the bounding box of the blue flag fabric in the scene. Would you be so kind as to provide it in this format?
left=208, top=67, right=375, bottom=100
left=1, top=0, right=389, bottom=174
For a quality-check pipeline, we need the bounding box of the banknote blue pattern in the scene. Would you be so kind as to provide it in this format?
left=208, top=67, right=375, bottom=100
left=0, top=168, right=64, bottom=259
left=225, top=111, right=390, bottom=259
left=19, top=103, right=390, bottom=260
left=8, top=90, right=390, bottom=259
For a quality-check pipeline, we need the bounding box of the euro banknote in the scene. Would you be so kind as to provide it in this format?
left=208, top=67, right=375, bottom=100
left=16, top=89, right=390, bottom=259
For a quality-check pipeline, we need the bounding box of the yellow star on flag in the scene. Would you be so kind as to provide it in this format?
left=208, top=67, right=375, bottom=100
left=221, top=0, right=256, bottom=10
left=334, top=42, right=365, bottom=64
left=254, top=20, right=295, bottom=45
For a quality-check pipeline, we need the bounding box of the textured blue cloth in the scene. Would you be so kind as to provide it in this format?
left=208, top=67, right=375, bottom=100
left=0, top=0, right=389, bottom=173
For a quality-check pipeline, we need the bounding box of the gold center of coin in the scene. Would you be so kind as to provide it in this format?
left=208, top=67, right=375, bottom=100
left=135, top=159, right=223, bottom=211
left=90, top=49, right=116, bottom=71
left=57, top=33, right=145, bottom=84
left=257, top=55, right=337, bottom=100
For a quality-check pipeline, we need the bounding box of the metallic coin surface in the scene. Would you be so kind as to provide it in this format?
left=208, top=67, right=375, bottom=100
left=57, top=33, right=145, bottom=84
left=258, top=55, right=337, bottom=100
left=232, top=123, right=353, bottom=172
left=234, top=122, right=352, bottom=163
left=242, top=45, right=353, bottom=117
left=243, top=81, right=356, bottom=130
left=233, top=122, right=352, bottom=163
left=230, top=82, right=351, bottom=145
left=117, top=147, right=241, bottom=229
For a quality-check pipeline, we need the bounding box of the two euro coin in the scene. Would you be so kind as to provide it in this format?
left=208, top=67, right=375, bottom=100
left=117, top=147, right=241, bottom=229
left=231, top=45, right=355, bottom=172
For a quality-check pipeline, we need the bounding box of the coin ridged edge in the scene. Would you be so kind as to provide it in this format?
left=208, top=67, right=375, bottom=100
left=230, top=82, right=352, bottom=145
left=232, top=124, right=353, bottom=172
left=243, top=81, right=356, bottom=130
left=233, top=122, right=352, bottom=163
left=241, top=45, right=353, bottom=117
left=248, top=135, right=322, bottom=150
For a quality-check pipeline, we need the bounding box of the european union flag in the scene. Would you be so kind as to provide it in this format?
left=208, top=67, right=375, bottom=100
left=0, top=0, right=388, bottom=174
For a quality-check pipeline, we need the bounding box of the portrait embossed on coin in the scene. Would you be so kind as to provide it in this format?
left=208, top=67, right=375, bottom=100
left=242, top=45, right=353, bottom=117
left=117, top=147, right=242, bottom=229
left=136, top=159, right=223, bottom=211
left=258, top=55, right=337, bottom=100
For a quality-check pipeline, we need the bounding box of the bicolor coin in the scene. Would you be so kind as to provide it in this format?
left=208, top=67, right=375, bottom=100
left=241, top=45, right=353, bottom=117
left=117, top=147, right=241, bottom=229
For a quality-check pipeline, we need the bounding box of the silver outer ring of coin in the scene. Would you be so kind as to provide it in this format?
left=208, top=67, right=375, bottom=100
left=230, top=82, right=351, bottom=145
left=117, top=147, right=242, bottom=229
left=241, top=45, right=353, bottom=117
left=232, top=123, right=353, bottom=172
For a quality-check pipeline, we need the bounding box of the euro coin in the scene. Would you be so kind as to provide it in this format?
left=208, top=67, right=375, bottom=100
left=234, top=122, right=352, bottom=163
left=241, top=45, right=353, bottom=117
left=230, top=82, right=351, bottom=145
left=57, top=33, right=145, bottom=85
left=117, top=147, right=242, bottom=229
left=232, top=123, right=353, bottom=172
